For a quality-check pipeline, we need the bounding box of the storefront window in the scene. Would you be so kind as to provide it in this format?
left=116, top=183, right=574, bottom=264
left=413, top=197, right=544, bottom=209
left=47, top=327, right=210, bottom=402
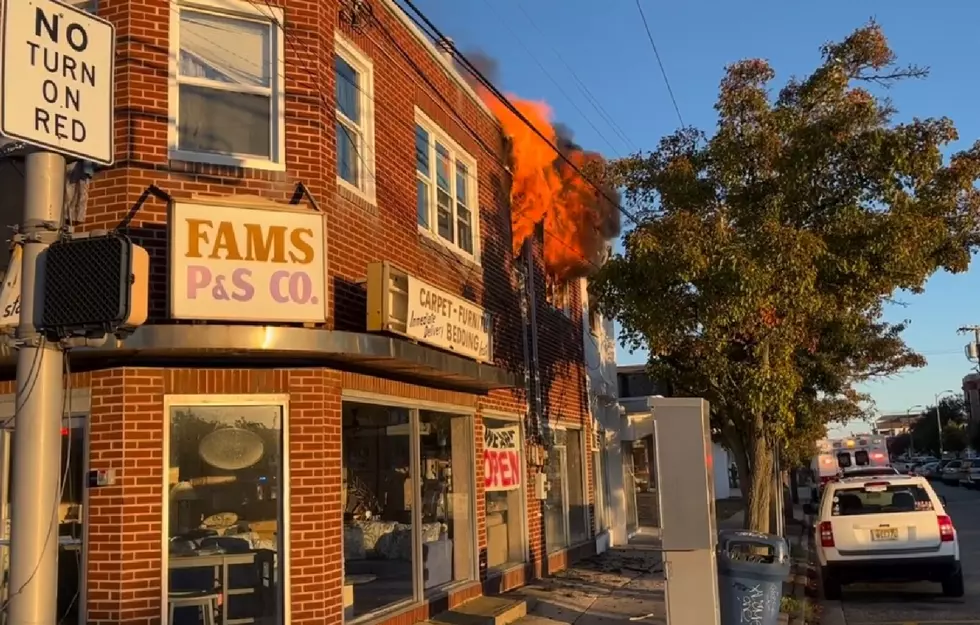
left=166, top=402, right=283, bottom=625
left=3, top=415, right=86, bottom=625
left=566, top=429, right=589, bottom=544
left=483, top=417, right=525, bottom=570
left=419, top=410, right=475, bottom=591
left=544, top=430, right=567, bottom=553
left=342, top=402, right=414, bottom=618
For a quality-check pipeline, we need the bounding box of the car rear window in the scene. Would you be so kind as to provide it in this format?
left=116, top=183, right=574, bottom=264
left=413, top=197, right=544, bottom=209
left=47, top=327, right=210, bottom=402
left=832, top=484, right=934, bottom=516
left=854, top=450, right=870, bottom=466
left=836, top=452, right=852, bottom=468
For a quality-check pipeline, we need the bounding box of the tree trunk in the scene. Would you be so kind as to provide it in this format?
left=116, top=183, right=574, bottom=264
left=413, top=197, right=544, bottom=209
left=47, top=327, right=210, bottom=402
left=745, top=434, right=773, bottom=532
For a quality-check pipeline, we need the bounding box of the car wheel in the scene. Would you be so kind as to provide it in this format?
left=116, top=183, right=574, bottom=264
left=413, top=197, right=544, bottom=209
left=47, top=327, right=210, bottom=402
left=942, top=568, right=965, bottom=598
left=822, top=571, right=842, bottom=600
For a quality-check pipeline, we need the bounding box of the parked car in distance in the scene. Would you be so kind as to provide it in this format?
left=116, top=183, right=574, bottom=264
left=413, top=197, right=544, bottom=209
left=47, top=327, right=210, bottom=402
left=895, top=456, right=938, bottom=474
left=962, top=466, right=980, bottom=489
left=941, top=460, right=965, bottom=485
left=805, top=475, right=962, bottom=600
left=930, top=459, right=953, bottom=479
left=948, top=459, right=976, bottom=487
left=914, top=461, right=938, bottom=477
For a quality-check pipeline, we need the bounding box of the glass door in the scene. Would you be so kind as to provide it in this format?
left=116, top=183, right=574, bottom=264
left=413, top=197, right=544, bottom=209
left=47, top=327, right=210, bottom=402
left=0, top=415, right=87, bottom=625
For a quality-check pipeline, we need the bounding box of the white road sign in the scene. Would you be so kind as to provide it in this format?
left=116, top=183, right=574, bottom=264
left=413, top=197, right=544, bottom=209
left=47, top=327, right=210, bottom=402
left=0, top=245, right=22, bottom=329
left=0, top=0, right=116, bottom=165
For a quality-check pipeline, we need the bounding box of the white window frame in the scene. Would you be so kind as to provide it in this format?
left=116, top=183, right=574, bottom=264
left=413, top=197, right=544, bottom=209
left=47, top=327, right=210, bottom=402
left=481, top=410, right=530, bottom=573
left=334, top=33, right=376, bottom=203
left=161, top=394, right=292, bottom=625
left=167, top=0, right=287, bottom=171
left=414, top=108, right=481, bottom=263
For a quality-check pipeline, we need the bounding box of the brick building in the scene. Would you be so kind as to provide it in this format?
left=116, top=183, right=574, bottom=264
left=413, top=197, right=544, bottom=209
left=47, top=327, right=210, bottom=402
left=0, top=1, right=596, bottom=624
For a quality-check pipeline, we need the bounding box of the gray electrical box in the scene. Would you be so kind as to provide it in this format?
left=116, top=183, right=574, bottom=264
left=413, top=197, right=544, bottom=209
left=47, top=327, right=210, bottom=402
left=622, top=396, right=720, bottom=625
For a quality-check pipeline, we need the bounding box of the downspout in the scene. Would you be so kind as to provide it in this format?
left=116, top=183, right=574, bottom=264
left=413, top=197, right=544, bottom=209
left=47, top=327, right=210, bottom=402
left=516, top=243, right=536, bottom=441
left=524, top=239, right=546, bottom=442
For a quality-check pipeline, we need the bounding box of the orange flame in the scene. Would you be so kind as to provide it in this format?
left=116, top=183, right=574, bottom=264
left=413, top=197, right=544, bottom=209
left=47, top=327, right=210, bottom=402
left=477, top=87, right=620, bottom=281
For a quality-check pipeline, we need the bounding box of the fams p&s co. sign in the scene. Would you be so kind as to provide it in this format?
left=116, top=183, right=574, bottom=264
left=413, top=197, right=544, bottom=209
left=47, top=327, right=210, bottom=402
left=169, top=200, right=327, bottom=323
left=366, top=261, right=493, bottom=363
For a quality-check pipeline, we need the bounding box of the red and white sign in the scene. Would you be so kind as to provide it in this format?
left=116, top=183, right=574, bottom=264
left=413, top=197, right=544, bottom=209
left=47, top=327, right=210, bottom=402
left=484, top=425, right=522, bottom=492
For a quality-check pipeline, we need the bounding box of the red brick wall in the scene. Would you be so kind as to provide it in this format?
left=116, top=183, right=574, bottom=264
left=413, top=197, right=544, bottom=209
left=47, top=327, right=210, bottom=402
left=31, top=0, right=594, bottom=622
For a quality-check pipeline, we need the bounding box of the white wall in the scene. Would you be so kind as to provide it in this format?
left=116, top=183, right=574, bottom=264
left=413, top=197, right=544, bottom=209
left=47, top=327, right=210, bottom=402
left=712, top=442, right=731, bottom=499
left=580, top=279, right=629, bottom=548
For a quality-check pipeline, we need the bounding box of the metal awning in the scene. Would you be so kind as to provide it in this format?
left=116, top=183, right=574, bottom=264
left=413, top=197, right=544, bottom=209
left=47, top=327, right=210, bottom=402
left=0, top=325, right=518, bottom=393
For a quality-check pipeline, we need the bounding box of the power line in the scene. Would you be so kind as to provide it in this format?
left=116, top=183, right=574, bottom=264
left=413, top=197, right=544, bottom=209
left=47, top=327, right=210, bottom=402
left=477, top=0, right=624, bottom=158
left=513, top=4, right=639, bottom=154
left=634, top=0, right=684, bottom=128
left=397, top=0, right=642, bottom=230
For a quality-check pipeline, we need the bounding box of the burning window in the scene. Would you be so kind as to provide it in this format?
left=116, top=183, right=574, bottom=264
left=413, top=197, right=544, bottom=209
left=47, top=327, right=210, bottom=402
left=546, top=280, right=572, bottom=317
left=415, top=110, right=478, bottom=257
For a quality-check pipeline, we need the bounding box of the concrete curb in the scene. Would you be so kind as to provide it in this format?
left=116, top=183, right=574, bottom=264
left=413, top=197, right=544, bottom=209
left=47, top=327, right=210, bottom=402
left=787, top=521, right=810, bottom=625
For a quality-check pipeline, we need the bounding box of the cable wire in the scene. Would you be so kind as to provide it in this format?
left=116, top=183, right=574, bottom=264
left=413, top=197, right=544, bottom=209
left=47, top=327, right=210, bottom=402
left=396, top=0, right=642, bottom=229
left=512, top=3, right=639, bottom=154
left=0, top=349, right=74, bottom=619
left=634, top=0, right=684, bottom=127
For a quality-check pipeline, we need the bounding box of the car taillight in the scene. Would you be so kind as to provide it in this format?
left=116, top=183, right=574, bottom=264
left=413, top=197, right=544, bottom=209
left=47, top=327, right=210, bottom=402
left=819, top=521, right=835, bottom=547
left=938, top=515, right=955, bottom=542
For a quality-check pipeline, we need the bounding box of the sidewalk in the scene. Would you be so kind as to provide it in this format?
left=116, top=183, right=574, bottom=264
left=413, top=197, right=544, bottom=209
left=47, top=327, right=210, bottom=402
left=512, top=547, right=667, bottom=625
left=503, top=505, right=811, bottom=625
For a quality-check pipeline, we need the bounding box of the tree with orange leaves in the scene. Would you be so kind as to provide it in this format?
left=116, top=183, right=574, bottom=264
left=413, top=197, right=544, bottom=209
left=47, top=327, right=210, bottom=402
left=591, top=22, right=980, bottom=532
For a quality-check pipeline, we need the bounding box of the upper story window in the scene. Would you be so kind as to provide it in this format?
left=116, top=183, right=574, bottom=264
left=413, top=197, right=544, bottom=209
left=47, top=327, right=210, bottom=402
left=335, top=34, right=376, bottom=203
left=168, top=0, right=285, bottom=171
left=546, top=280, right=571, bottom=318
left=415, top=109, right=479, bottom=260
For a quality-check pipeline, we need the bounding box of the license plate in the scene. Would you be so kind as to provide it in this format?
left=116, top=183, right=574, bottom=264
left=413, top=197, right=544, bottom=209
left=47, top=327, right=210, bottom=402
left=871, top=528, right=898, bottom=541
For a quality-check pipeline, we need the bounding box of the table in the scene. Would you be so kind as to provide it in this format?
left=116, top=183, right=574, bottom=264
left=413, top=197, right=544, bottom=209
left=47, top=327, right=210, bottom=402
left=170, top=552, right=260, bottom=625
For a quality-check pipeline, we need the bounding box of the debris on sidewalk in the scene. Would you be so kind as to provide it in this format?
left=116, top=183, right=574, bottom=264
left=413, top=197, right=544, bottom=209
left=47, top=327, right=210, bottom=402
left=513, top=547, right=666, bottom=625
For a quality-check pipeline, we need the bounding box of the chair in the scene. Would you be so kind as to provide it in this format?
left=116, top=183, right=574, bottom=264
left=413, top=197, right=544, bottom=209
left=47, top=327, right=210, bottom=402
left=168, top=589, right=219, bottom=625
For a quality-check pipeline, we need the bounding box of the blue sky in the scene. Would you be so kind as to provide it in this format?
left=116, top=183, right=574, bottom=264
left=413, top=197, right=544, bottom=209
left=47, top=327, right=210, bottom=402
left=415, top=0, right=980, bottom=434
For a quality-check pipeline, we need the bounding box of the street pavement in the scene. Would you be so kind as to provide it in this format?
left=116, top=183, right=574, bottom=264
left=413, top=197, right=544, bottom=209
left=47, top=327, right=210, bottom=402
left=822, top=481, right=980, bottom=625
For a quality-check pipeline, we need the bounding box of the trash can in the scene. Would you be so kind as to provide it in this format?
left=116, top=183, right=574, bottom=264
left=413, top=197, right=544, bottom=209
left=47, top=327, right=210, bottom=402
left=716, top=529, right=790, bottom=625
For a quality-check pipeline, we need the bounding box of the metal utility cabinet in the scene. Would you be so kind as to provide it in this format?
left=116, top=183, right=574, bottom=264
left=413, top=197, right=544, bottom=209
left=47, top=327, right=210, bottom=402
left=622, top=397, right=721, bottom=625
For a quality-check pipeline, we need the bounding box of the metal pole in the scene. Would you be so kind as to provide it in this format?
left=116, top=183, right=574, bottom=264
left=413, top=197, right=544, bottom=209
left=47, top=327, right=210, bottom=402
left=935, top=400, right=944, bottom=457
left=7, top=151, right=65, bottom=625
left=773, top=445, right=784, bottom=537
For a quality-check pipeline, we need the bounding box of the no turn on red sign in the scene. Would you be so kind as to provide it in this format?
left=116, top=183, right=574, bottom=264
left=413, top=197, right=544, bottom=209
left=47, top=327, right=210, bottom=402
left=0, top=0, right=115, bottom=164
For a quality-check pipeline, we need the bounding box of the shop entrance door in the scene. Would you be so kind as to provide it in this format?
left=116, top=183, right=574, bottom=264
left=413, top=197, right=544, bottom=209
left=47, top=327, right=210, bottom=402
left=0, top=415, right=87, bottom=625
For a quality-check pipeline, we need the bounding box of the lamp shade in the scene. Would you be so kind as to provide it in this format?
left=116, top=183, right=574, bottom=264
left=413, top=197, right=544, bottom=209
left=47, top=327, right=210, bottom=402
left=198, top=427, right=265, bottom=470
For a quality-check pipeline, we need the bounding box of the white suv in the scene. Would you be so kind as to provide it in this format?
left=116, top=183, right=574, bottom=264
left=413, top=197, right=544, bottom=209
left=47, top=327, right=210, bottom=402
left=805, top=475, right=962, bottom=599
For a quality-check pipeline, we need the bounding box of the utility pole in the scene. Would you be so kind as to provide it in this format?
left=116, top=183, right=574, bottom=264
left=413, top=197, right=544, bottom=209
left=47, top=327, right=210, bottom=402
left=906, top=404, right=925, bottom=458
left=958, top=325, right=980, bottom=372
left=1, top=2, right=116, bottom=624
left=7, top=151, right=66, bottom=625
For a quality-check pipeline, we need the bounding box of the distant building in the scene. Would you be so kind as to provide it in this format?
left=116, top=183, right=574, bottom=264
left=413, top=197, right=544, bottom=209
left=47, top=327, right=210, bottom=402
left=876, top=414, right=913, bottom=437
